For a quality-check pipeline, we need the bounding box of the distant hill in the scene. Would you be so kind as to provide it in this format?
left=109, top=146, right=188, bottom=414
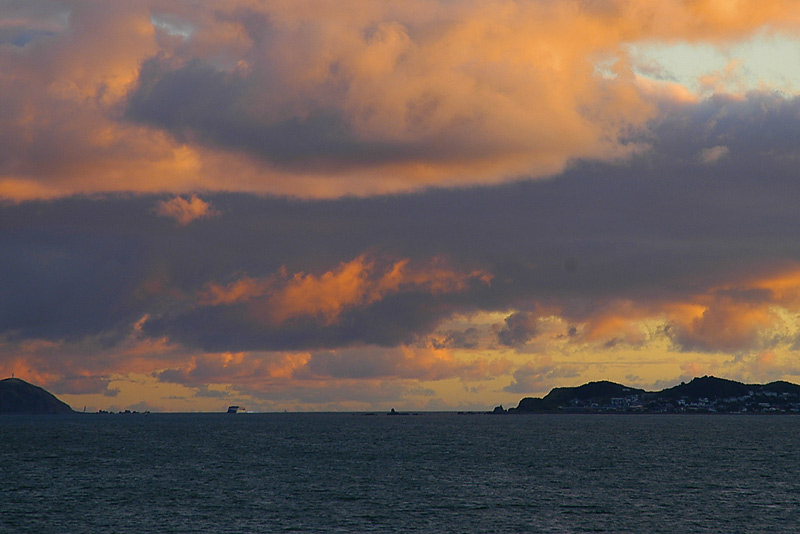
left=544, top=380, right=645, bottom=406
left=0, top=378, right=74, bottom=414
left=655, top=376, right=800, bottom=401
left=658, top=376, right=751, bottom=400
left=506, top=376, right=800, bottom=414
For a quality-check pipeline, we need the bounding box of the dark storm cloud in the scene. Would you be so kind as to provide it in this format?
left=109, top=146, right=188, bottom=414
left=4, top=92, right=800, bottom=354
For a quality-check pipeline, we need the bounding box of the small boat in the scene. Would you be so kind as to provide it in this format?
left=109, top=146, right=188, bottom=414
left=226, top=405, right=246, bottom=414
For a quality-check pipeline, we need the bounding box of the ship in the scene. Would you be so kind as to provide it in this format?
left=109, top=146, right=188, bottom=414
left=226, top=405, right=246, bottom=414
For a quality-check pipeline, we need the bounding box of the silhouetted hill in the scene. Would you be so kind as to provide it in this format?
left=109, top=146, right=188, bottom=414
left=659, top=376, right=800, bottom=401
left=659, top=376, right=750, bottom=400
left=512, top=380, right=645, bottom=412
left=544, top=381, right=645, bottom=406
left=762, top=381, right=800, bottom=396
left=507, top=376, right=800, bottom=414
left=0, top=378, right=74, bottom=414
left=515, top=397, right=548, bottom=412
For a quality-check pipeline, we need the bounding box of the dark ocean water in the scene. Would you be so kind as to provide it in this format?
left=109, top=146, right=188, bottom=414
left=2, top=413, right=800, bottom=533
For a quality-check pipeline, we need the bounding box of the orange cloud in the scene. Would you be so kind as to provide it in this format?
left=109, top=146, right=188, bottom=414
left=199, top=275, right=266, bottom=306
left=669, top=296, right=777, bottom=353
left=2, top=1, right=799, bottom=200
left=0, top=311, right=192, bottom=396
left=157, top=351, right=312, bottom=387
left=153, top=343, right=511, bottom=391
left=388, top=345, right=512, bottom=382
left=200, top=255, right=491, bottom=325
left=564, top=288, right=780, bottom=355
left=747, top=269, right=800, bottom=307
left=577, top=299, right=654, bottom=346
left=660, top=265, right=800, bottom=353
left=155, top=194, right=219, bottom=225
left=541, top=262, right=800, bottom=355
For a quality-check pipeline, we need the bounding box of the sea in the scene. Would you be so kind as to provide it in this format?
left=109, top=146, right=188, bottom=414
left=2, top=413, right=799, bottom=534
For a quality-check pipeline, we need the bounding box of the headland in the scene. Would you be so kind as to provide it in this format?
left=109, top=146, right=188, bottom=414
left=496, top=376, right=800, bottom=414
left=0, top=377, right=74, bottom=414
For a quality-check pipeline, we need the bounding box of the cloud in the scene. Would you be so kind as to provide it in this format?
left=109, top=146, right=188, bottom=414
left=298, top=345, right=509, bottom=382
left=0, top=1, right=68, bottom=47
left=125, top=56, right=367, bottom=172
left=146, top=255, right=492, bottom=351
left=124, top=8, right=650, bottom=187
left=503, top=358, right=580, bottom=394
left=668, top=301, right=776, bottom=354
left=3, top=0, right=800, bottom=200
left=5, top=86, right=800, bottom=357
left=155, top=351, right=310, bottom=387
left=155, top=194, right=219, bottom=225
left=193, top=386, right=232, bottom=399
left=664, top=281, right=795, bottom=354
left=152, top=345, right=512, bottom=404
left=197, top=255, right=490, bottom=326
left=496, top=311, right=539, bottom=347
left=574, top=300, right=652, bottom=347
left=432, top=327, right=481, bottom=349
left=7, top=87, right=800, bottom=356
left=6, top=79, right=800, bottom=407
left=48, top=375, right=120, bottom=396
left=698, top=145, right=729, bottom=164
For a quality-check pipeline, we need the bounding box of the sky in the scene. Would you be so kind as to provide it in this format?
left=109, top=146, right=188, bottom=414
left=4, top=0, right=800, bottom=412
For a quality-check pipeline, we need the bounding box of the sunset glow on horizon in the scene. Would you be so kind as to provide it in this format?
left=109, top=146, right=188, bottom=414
left=4, top=0, right=800, bottom=412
